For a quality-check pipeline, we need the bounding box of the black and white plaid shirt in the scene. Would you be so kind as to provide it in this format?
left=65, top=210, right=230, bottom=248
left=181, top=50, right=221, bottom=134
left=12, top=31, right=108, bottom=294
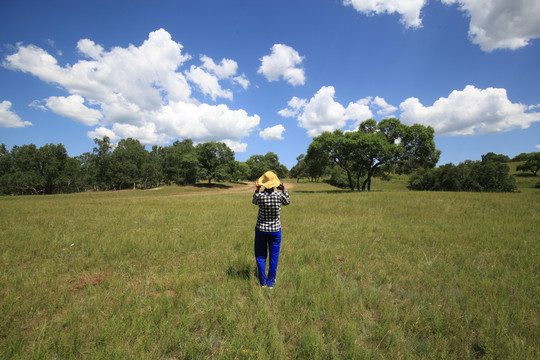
left=252, top=189, right=290, bottom=232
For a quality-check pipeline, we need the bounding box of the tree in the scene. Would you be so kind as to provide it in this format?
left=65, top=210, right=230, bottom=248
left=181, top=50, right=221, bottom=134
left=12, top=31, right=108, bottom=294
left=516, top=152, right=540, bottom=176
left=91, top=137, right=114, bottom=191
left=481, top=152, right=510, bottom=163
left=9, top=144, right=43, bottom=194
left=408, top=158, right=516, bottom=192
left=233, top=161, right=251, bottom=181
left=246, top=152, right=289, bottom=181
left=512, top=153, right=530, bottom=162
left=62, top=156, right=85, bottom=193
left=289, top=154, right=308, bottom=182
left=306, top=119, right=440, bottom=191
left=306, top=130, right=358, bottom=189
left=196, top=142, right=235, bottom=183
left=112, top=138, right=147, bottom=189
left=141, top=146, right=163, bottom=189
left=36, top=143, right=70, bottom=194
left=160, top=140, right=199, bottom=185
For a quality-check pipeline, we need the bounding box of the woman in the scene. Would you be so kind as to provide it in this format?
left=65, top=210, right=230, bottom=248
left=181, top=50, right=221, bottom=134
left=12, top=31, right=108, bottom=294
left=252, top=171, right=290, bottom=288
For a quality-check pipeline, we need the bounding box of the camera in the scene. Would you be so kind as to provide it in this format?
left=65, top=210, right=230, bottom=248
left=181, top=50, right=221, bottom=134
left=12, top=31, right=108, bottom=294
left=277, top=184, right=284, bottom=191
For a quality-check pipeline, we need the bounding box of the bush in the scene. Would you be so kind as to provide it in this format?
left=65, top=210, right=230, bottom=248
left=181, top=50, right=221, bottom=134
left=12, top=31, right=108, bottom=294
left=408, top=159, right=516, bottom=192
left=324, top=165, right=351, bottom=189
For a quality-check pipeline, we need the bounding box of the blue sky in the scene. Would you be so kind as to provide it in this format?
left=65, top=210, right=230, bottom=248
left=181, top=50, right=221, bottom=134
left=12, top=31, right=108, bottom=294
left=1, top=0, right=539, bottom=169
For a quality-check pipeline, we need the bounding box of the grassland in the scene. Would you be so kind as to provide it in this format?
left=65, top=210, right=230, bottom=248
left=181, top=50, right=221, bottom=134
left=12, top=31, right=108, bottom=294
left=0, top=176, right=538, bottom=359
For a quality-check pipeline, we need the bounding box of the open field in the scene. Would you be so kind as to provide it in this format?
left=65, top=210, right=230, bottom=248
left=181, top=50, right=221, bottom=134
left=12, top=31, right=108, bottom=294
left=1, top=178, right=539, bottom=359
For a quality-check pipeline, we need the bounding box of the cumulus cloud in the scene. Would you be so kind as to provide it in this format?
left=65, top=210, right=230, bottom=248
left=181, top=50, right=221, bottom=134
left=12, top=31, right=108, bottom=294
left=200, top=55, right=238, bottom=79
left=399, top=85, right=540, bottom=136
left=343, top=0, right=426, bottom=28
left=45, top=95, right=102, bottom=126
left=201, top=55, right=250, bottom=90
left=279, top=86, right=373, bottom=136
left=222, top=139, right=248, bottom=153
left=3, top=29, right=258, bottom=150
left=77, top=39, right=104, bottom=59
left=0, top=100, right=32, bottom=128
left=343, top=0, right=540, bottom=51
left=87, top=126, right=120, bottom=142
left=186, top=54, right=250, bottom=100
left=258, top=44, right=305, bottom=86
left=441, top=0, right=540, bottom=51
left=260, top=124, right=286, bottom=141
left=371, top=96, right=398, bottom=116
left=185, top=65, right=233, bottom=101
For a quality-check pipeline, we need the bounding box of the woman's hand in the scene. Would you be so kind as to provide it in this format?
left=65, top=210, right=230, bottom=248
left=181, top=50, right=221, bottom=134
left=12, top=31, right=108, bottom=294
left=255, top=181, right=262, bottom=192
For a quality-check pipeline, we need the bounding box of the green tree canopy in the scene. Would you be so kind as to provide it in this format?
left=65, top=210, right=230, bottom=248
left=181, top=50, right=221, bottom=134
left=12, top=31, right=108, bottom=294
left=246, top=152, right=288, bottom=181
left=306, top=118, right=440, bottom=191
left=196, top=142, right=235, bottom=183
left=516, top=152, right=540, bottom=176
left=408, top=157, right=516, bottom=193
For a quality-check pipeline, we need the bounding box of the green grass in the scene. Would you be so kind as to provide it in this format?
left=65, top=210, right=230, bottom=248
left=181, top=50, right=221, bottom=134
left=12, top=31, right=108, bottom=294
left=0, top=179, right=538, bottom=359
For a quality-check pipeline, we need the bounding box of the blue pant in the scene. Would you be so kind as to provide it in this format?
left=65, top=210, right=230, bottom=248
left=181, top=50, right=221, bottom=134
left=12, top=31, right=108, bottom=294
left=254, top=228, right=281, bottom=287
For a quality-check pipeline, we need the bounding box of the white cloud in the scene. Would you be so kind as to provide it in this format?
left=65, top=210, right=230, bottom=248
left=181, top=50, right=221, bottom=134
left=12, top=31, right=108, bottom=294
left=343, top=0, right=426, bottom=28
left=441, top=0, right=540, bottom=51
left=279, top=86, right=373, bottom=136
left=3, top=29, right=259, bottom=147
left=45, top=95, right=102, bottom=126
left=87, top=126, right=120, bottom=142
left=278, top=97, right=307, bottom=118
left=343, top=0, right=540, bottom=51
left=536, top=145, right=540, bottom=150
left=155, top=102, right=260, bottom=144
left=399, top=85, right=540, bottom=136
left=372, top=96, right=398, bottom=116
left=344, top=100, right=374, bottom=129
left=260, top=124, right=286, bottom=141
left=185, top=65, right=233, bottom=101
left=258, top=44, right=305, bottom=86
left=222, top=139, right=248, bottom=153
left=186, top=55, right=250, bottom=99
left=200, top=55, right=238, bottom=79
left=232, top=74, right=250, bottom=90
left=0, top=100, right=32, bottom=128
left=77, top=39, right=104, bottom=59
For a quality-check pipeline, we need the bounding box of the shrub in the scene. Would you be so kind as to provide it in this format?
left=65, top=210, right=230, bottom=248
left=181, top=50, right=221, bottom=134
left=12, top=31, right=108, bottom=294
left=408, top=159, right=516, bottom=192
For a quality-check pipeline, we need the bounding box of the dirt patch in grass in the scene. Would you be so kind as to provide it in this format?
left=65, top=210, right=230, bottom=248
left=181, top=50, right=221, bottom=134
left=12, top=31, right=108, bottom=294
left=71, top=273, right=107, bottom=290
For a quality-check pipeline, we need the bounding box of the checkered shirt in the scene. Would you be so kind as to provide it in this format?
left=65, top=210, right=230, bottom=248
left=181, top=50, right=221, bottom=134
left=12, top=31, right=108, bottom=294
left=252, top=190, right=290, bottom=232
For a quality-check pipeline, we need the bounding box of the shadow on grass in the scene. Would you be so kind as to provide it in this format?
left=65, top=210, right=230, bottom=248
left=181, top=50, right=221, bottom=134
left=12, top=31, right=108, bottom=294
left=194, top=183, right=232, bottom=189
left=515, top=173, right=538, bottom=178
left=226, top=263, right=256, bottom=280
left=295, top=189, right=382, bottom=194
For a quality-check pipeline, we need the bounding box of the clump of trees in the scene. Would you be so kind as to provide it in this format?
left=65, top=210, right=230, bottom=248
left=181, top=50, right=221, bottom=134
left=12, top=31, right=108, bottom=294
left=0, top=138, right=289, bottom=195
left=291, top=118, right=440, bottom=191
left=408, top=156, right=517, bottom=192
left=515, top=152, right=540, bottom=176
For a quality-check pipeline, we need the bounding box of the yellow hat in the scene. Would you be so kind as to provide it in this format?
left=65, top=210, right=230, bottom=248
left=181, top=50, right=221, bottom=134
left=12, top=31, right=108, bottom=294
left=258, top=171, right=280, bottom=189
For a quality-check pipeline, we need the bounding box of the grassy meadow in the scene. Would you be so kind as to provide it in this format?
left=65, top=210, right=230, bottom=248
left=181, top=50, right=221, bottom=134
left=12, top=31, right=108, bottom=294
left=0, top=175, right=539, bottom=359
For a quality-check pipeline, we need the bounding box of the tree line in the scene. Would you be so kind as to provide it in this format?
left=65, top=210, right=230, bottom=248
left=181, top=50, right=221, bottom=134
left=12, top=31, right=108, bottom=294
left=2, top=118, right=537, bottom=195
left=0, top=138, right=288, bottom=195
